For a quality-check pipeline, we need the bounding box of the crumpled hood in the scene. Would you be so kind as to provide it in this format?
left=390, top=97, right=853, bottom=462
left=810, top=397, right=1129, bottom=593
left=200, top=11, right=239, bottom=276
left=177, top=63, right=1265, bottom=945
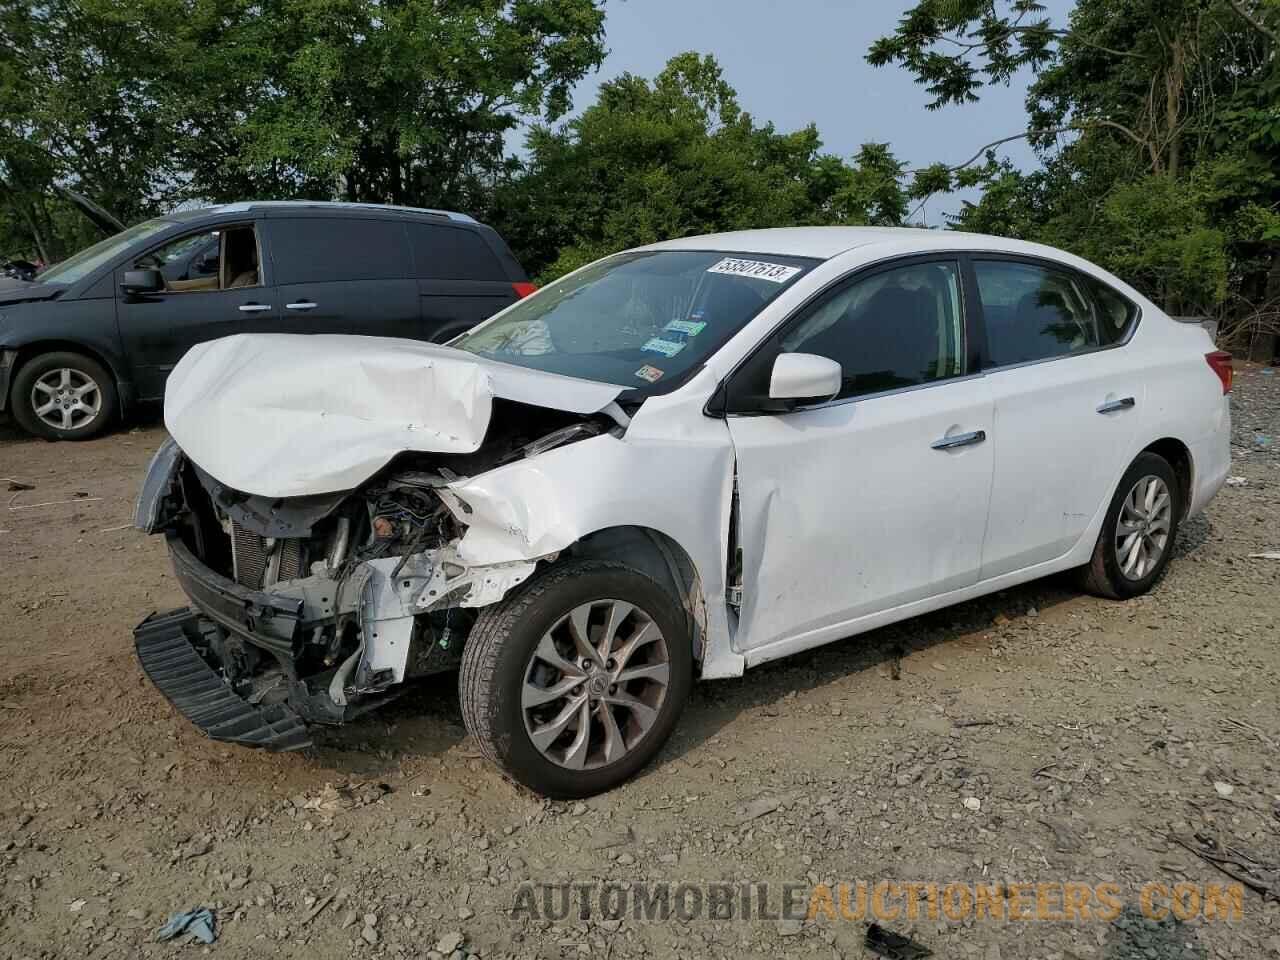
left=164, top=333, right=626, bottom=498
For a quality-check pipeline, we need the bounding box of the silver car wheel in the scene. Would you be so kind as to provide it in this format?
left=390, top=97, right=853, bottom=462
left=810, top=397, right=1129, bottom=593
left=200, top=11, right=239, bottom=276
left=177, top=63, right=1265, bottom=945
left=30, top=367, right=103, bottom=432
left=1115, top=475, right=1173, bottom=581
left=522, top=599, right=670, bottom=771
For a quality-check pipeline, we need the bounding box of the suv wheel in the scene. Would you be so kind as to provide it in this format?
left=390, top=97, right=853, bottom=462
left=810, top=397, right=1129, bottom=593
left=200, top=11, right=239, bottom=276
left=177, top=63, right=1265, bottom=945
left=460, top=559, right=692, bottom=798
left=11, top=351, right=117, bottom=441
left=1079, top=452, right=1182, bottom=599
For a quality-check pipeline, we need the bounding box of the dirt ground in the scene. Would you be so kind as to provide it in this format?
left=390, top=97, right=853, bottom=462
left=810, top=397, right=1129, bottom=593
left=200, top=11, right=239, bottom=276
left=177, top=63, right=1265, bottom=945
left=1, top=367, right=1278, bottom=960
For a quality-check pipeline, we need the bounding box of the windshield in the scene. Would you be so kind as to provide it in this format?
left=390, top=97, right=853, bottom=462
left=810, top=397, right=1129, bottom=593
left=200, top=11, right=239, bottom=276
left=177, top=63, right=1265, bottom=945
left=38, top=219, right=173, bottom=285
left=452, top=250, right=817, bottom=391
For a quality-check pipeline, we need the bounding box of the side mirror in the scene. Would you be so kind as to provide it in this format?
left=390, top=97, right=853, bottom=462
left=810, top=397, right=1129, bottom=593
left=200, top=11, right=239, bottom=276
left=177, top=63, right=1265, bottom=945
left=121, top=268, right=164, bottom=295
left=768, top=353, right=842, bottom=406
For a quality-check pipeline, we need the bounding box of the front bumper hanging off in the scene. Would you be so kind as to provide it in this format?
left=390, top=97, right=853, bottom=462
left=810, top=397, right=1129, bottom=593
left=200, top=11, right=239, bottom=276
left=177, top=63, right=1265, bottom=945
left=134, top=608, right=312, bottom=751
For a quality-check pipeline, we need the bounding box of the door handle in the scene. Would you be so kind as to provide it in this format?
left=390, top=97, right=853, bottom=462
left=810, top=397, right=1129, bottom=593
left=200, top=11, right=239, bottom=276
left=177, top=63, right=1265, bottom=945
left=285, top=301, right=317, bottom=311
left=238, top=303, right=271, bottom=313
left=931, top=430, right=987, bottom=451
left=1097, top=397, right=1136, bottom=414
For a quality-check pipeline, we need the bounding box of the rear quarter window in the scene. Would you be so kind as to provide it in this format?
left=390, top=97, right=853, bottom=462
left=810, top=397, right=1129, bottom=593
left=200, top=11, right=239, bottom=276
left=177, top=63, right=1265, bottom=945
left=1087, top=277, right=1140, bottom=345
left=406, top=223, right=504, bottom=281
left=270, top=217, right=411, bottom=284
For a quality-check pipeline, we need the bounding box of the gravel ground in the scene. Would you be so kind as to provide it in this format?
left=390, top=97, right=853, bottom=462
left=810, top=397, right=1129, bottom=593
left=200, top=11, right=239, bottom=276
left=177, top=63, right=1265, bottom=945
left=0, top=366, right=1277, bottom=960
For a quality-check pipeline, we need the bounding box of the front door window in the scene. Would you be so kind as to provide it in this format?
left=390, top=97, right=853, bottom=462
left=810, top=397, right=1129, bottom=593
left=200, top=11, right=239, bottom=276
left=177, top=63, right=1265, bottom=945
left=132, top=225, right=261, bottom=293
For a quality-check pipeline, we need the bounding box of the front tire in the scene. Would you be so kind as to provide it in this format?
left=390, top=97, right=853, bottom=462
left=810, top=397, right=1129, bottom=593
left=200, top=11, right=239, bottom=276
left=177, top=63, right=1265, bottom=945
left=1079, top=452, right=1182, bottom=600
left=459, top=559, right=692, bottom=798
left=11, top=351, right=117, bottom=441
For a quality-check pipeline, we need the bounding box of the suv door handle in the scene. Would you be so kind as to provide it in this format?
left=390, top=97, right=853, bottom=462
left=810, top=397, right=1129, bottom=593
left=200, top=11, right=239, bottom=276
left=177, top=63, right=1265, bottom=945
left=1097, top=397, right=1136, bottom=414
left=932, top=430, right=987, bottom=451
left=285, top=301, right=317, bottom=311
left=238, top=303, right=271, bottom=313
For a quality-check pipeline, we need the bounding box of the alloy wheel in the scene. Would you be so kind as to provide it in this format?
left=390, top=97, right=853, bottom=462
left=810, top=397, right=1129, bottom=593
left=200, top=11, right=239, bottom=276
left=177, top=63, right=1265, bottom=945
left=521, top=599, right=671, bottom=770
left=1115, top=475, right=1173, bottom=581
left=30, top=367, right=102, bottom=432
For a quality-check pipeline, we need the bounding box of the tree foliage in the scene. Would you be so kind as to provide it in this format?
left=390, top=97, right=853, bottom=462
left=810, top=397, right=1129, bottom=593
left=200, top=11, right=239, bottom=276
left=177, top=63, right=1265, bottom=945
left=872, top=0, right=1280, bottom=327
left=494, top=53, right=912, bottom=279
left=0, top=0, right=606, bottom=260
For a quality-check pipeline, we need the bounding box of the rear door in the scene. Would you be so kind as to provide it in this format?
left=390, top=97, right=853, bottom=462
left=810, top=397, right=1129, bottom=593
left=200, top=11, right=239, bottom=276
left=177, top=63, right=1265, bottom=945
left=405, top=222, right=521, bottom=342
left=262, top=215, right=420, bottom=339
left=974, top=258, right=1145, bottom=579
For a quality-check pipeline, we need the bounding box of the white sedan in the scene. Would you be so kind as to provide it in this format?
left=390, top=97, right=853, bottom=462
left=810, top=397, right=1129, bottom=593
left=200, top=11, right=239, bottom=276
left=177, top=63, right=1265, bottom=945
left=135, top=227, right=1232, bottom=796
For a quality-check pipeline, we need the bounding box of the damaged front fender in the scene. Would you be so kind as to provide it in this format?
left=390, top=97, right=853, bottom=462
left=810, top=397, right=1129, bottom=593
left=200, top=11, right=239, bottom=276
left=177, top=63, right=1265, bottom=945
left=436, top=387, right=745, bottom=679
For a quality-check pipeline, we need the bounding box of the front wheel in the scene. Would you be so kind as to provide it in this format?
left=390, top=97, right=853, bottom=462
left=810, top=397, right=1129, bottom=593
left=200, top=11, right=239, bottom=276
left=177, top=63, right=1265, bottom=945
left=459, top=559, right=692, bottom=798
left=1079, top=452, right=1182, bottom=600
left=11, top=351, right=118, bottom=441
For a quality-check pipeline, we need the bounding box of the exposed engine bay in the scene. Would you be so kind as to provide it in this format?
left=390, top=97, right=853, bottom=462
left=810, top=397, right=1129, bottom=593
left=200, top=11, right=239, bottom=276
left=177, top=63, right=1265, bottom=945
left=139, top=400, right=619, bottom=732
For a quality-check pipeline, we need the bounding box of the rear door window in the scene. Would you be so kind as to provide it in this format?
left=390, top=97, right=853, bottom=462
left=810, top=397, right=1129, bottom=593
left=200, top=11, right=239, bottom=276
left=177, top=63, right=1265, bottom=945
left=975, top=261, right=1109, bottom=368
left=406, top=223, right=503, bottom=280
left=270, top=217, right=411, bottom=284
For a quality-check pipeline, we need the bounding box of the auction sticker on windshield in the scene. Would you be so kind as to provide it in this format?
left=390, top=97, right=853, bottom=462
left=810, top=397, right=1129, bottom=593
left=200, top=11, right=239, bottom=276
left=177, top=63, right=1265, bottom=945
left=707, top=258, right=802, bottom=284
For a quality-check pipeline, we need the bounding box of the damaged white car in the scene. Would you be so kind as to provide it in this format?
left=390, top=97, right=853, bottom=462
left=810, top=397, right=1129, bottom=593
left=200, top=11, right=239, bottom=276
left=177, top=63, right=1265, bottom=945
left=135, top=228, right=1232, bottom=797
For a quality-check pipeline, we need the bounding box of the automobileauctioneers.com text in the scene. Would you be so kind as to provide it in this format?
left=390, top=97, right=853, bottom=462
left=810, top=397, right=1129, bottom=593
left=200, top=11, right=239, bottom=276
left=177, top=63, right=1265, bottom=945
left=511, top=880, right=1244, bottom=924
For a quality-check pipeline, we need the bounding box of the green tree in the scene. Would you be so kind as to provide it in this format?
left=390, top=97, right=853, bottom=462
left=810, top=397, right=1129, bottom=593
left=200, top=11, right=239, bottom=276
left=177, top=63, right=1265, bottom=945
left=495, top=53, right=911, bottom=279
left=0, top=0, right=607, bottom=259
left=870, top=0, right=1280, bottom=330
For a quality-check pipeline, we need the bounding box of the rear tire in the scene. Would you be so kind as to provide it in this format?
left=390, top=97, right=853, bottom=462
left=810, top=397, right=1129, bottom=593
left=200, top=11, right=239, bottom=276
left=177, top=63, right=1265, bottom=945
left=1078, top=452, right=1182, bottom=600
left=459, top=559, right=692, bottom=798
left=11, top=351, right=117, bottom=441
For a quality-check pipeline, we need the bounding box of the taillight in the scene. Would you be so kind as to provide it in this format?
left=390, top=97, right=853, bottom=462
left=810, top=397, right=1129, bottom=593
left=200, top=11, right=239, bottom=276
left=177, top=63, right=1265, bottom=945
left=1206, top=351, right=1233, bottom=394
left=512, top=282, right=537, bottom=299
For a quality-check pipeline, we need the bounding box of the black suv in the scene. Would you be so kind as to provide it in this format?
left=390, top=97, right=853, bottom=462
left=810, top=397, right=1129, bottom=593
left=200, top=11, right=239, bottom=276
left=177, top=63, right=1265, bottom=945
left=0, top=202, right=534, bottom=440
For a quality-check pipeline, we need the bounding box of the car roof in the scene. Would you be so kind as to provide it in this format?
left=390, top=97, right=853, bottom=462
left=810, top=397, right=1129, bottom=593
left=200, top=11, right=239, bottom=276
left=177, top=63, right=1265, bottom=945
left=164, top=201, right=478, bottom=224
left=640, top=226, right=1078, bottom=263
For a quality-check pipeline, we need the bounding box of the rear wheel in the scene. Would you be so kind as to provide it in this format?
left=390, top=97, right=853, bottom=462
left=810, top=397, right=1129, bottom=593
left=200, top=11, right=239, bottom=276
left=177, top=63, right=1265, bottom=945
left=459, top=559, right=692, bottom=798
left=11, top=351, right=117, bottom=441
left=1079, top=452, right=1182, bottom=599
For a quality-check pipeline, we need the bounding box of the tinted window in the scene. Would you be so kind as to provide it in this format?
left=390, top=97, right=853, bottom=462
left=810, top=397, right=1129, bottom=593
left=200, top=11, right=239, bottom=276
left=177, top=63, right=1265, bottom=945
left=976, top=261, right=1105, bottom=368
left=406, top=223, right=503, bottom=280
left=1088, top=277, right=1138, bottom=345
left=270, top=217, right=410, bottom=284
left=782, top=261, right=965, bottom=399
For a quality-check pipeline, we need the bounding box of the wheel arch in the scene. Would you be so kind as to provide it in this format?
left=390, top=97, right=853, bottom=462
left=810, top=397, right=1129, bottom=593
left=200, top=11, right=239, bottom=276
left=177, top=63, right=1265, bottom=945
left=563, top=525, right=708, bottom=669
left=8, top=339, right=128, bottom=408
left=1140, top=437, right=1194, bottom=519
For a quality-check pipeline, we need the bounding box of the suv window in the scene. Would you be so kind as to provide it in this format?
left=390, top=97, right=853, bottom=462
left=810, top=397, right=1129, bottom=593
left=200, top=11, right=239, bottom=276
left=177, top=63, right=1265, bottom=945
left=132, top=225, right=260, bottom=293
left=975, top=260, right=1106, bottom=368
left=270, top=217, right=411, bottom=284
left=781, top=261, right=965, bottom=400
left=406, top=223, right=503, bottom=280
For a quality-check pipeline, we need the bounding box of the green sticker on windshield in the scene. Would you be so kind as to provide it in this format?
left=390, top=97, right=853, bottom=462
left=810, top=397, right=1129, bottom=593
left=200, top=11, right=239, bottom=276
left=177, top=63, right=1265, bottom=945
left=665, top=319, right=707, bottom=337
left=642, top=337, right=685, bottom=358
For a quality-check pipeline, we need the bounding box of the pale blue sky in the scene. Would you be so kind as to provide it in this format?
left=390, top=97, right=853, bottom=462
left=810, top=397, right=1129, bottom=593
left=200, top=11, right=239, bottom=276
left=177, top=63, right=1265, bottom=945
left=553, top=0, right=1079, bottom=223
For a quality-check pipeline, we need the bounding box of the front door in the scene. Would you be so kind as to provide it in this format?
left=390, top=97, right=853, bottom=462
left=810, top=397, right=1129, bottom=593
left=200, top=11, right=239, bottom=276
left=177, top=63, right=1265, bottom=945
left=724, top=259, right=996, bottom=653
left=972, top=258, right=1145, bottom=579
left=115, top=222, right=273, bottom=400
